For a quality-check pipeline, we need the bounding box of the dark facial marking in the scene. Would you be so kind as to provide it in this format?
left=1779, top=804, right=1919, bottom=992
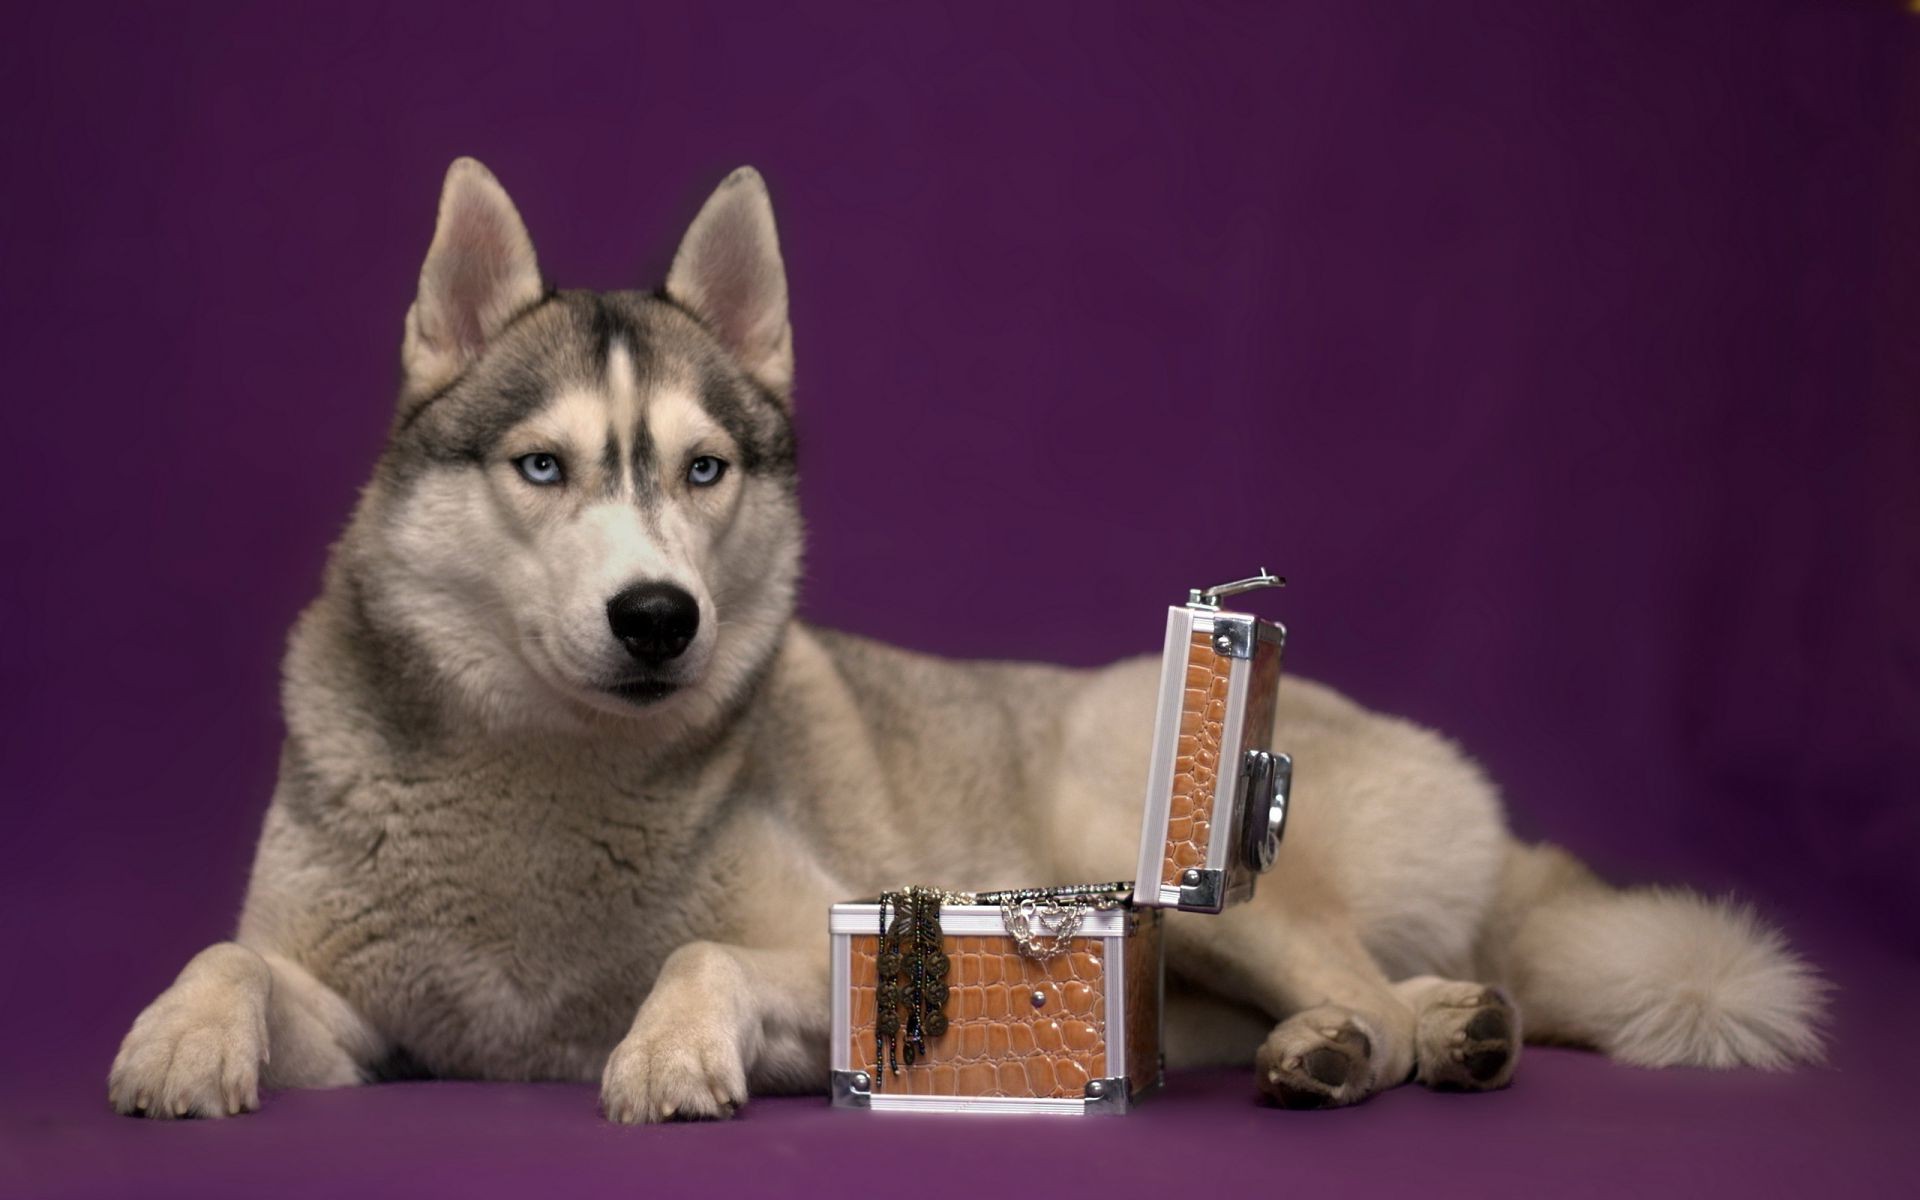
left=400, top=357, right=556, bottom=471
left=628, top=410, right=660, bottom=506
left=600, top=424, right=622, bottom=500
left=583, top=293, right=644, bottom=376
left=698, top=373, right=794, bottom=476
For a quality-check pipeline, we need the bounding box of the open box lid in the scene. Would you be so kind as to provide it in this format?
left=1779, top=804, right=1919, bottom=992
left=1131, top=571, right=1293, bottom=913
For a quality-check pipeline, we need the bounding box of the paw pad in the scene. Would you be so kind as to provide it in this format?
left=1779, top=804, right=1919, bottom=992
left=1257, top=1014, right=1376, bottom=1110
left=1417, top=987, right=1519, bottom=1092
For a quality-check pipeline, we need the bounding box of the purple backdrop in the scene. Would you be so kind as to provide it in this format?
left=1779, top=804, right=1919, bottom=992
left=2, top=2, right=1916, bottom=1197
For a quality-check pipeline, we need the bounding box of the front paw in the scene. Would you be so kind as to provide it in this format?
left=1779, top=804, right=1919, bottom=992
left=108, top=982, right=268, bottom=1119
left=600, top=1011, right=748, bottom=1124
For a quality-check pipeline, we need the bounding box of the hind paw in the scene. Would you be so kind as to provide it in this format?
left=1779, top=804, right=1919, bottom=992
left=1255, top=1007, right=1377, bottom=1109
left=1415, top=984, right=1519, bottom=1091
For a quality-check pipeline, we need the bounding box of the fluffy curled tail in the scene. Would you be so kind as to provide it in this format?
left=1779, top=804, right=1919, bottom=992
left=1477, top=842, right=1828, bottom=1069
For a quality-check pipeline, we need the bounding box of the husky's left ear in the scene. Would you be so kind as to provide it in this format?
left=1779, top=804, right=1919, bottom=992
left=665, top=167, right=793, bottom=399
left=402, top=157, right=545, bottom=397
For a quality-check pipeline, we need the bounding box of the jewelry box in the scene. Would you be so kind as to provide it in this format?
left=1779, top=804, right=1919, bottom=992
left=828, top=885, right=1161, bottom=1116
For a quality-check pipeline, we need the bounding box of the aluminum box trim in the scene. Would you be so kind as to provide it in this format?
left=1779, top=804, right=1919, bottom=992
left=1132, top=607, right=1193, bottom=902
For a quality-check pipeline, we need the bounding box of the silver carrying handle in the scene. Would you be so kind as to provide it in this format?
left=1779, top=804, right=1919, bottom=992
left=1188, top=568, right=1286, bottom=609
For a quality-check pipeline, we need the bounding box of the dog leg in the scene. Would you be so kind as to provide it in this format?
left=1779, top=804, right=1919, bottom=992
left=1171, top=900, right=1418, bottom=1109
left=600, top=942, right=825, bottom=1124
left=1393, top=975, right=1520, bottom=1091
left=108, top=942, right=380, bottom=1118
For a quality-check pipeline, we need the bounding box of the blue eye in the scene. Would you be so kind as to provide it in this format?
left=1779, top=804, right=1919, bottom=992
left=513, top=453, right=565, bottom=486
left=687, top=456, right=728, bottom=487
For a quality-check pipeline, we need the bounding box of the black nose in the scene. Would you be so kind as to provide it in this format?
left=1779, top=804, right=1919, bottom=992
left=606, top=583, right=700, bottom=663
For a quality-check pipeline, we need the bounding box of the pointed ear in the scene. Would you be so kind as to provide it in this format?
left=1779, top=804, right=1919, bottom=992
left=665, top=167, right=793, bottom=399
left=401, top=158, right=545, bottom=396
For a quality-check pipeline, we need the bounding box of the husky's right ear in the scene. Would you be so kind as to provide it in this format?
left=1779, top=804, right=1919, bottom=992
left=401, top=158, right=545, bottom=396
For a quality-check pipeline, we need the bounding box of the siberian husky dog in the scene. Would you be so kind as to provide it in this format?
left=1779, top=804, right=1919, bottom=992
left=109, top=161, right=1825, bottom=1121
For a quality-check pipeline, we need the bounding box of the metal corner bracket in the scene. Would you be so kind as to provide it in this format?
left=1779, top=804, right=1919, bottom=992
left=1208, top=614, right=1257, bottom=660
left=1177, top=867, right=1226, bottom=912
left=830, top=1069, right=872, bottom=1109
left=1083, top=1076, right=1130, bottom=1115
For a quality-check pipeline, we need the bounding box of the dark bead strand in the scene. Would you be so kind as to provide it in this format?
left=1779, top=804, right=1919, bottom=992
left=925, top=896, right=938, bottom=1033
left=917, top=891, right=933, bottom=1057
left=873, top=892, right=889, bottom=1089
left=889, top=898, right=906, bottom=1077
left=906, top=890, right=926, bottom=1065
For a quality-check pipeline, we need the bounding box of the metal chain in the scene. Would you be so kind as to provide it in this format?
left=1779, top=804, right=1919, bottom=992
left=968, top=881, right=1133, bottom=908
left=997, top=896, right=1088, bottom=960
left=883, top=881, right=1134, bottom=961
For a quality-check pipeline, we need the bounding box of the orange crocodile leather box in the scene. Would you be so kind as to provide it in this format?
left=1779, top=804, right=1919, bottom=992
left=828, top=900, right=1162, bottom=1116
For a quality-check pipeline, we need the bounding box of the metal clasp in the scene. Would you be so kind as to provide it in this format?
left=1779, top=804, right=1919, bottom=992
left=1188, top=569, right=1286, bottom=609
left=1240, top=750, right=1292, bottom=873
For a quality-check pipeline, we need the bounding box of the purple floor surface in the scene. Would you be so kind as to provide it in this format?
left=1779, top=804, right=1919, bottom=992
left=4, top=916, right=1913, bottom=1200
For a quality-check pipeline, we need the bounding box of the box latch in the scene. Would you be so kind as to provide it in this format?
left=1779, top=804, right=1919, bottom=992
left=1240, top=749, right=1292, bottom=873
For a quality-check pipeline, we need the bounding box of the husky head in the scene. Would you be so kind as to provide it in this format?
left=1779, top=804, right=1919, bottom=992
left=346, top=160, right=801, bottom=738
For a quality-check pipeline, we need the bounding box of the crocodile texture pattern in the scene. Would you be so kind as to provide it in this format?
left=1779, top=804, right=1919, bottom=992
left=1123, top=910, right=1163, bottom=1093
left=1159, top=626, right=1233, bottom=887
left=1244, top=634, right=1282, bottom=755
left=848, top=929, right=1108, bottom=1097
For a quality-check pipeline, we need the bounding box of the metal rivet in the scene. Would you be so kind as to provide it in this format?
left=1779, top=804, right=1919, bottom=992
left=1087, top=1080, right=1105, bottom=1097
left=1214, top=634, right=1232, bottom=652
left=1182, top=869, right=1201, bottom=886
left=853, top=1072, right=869, bottom=1089
left=1030, top=990, right=1046, bottom=1008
